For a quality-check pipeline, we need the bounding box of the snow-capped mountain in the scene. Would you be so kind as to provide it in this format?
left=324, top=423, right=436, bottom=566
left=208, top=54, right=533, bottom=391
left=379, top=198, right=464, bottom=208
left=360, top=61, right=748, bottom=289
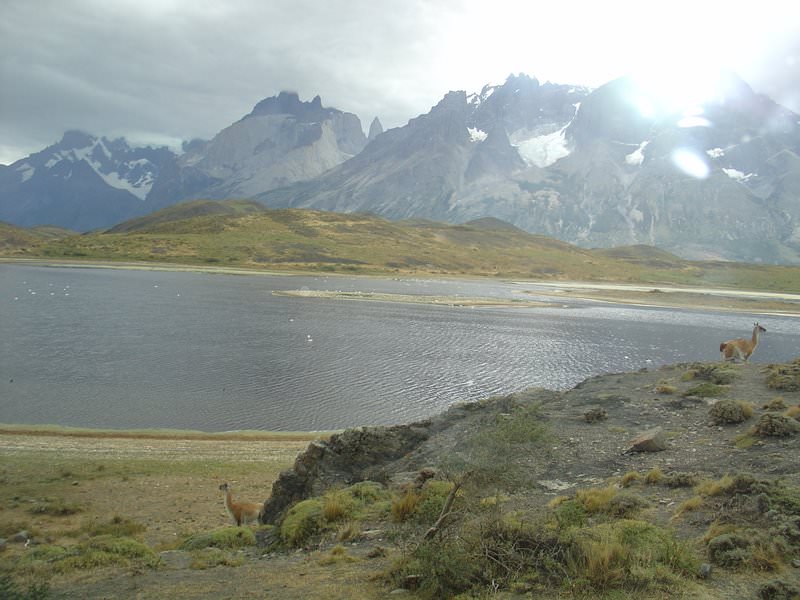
left=259, top=73, right=800, bottom=264
left=3, top=73, right=800, bottom=263
left=0, top=131, right=173, bottom=231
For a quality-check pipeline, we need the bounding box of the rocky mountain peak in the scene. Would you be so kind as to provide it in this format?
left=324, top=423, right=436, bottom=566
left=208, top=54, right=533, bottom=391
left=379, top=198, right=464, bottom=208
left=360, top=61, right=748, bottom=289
left=368, top=117, right=384, bottom=140
left=247, top=91, right=336, bottom=122
left=57, top=130, right=96, bottom=149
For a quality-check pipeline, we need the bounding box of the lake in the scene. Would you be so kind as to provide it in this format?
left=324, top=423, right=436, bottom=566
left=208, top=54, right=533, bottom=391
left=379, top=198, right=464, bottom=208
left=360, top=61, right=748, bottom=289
left=2, top=264, right=799, bottom=432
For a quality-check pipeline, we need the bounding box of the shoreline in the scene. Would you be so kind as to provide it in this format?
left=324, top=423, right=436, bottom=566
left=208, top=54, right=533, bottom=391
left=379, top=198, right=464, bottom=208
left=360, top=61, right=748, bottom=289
left=0, top=422, right=332, bottom=441
left=5, top=256, right=800, bottom=315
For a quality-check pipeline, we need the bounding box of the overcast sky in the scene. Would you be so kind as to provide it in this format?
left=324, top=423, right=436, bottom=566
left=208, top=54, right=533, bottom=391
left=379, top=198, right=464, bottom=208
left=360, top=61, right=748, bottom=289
left=1, top=0, right=798, bottom=165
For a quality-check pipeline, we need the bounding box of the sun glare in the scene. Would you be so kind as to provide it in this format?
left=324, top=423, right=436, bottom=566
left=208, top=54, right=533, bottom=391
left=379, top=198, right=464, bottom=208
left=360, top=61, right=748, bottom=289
left=627, top=61, right=732, bottom=119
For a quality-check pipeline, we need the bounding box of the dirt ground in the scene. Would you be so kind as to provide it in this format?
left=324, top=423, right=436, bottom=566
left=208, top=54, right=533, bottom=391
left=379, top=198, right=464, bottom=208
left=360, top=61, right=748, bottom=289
left=0, top=431, right=396, bottom=598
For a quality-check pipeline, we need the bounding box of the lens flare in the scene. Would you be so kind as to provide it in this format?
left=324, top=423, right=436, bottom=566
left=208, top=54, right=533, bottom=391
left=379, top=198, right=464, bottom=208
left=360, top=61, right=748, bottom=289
left=671, top=148, right=710, bottom=179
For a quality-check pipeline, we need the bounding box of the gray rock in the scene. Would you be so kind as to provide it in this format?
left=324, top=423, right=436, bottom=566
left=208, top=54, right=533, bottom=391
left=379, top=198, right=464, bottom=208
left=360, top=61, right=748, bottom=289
left=626, top=427, right=668, bottom=453
left=11, top=530, right=30, bottom=543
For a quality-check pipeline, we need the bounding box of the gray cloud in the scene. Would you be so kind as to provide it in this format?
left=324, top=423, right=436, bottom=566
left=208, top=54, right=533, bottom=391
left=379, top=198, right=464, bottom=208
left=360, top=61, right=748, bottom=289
left=2, top=0, right=798, bottom=165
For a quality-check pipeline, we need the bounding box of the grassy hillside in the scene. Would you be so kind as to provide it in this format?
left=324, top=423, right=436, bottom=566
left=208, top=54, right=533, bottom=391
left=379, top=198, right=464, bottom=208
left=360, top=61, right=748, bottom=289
left=0, top=221, right=74, bottom=251
left=3, top=199, right=800, bottom=293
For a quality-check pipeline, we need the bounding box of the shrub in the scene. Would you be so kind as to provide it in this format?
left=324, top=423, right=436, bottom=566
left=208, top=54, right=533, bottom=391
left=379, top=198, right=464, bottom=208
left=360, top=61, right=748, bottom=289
left=696, top=475, right=735, bottom=497
left=390, top=490, right=421, bottom=523
left=763, top=397, right=788, bottom=410
left=570, top=520, right=699, bottom=592
left=181, top=527, right=256, bottom=551
left=765, top=359, right=800, bottom=391
left=752, top=414, right=800, bottom=437
left=346, top=481, right=389, bottom=504
left=644, top=467, right=664, bottom=484
left=684, top=382, right=726, bottom=398
left=663, top=472, right=699, bottom=488
left=553, top=499, right=587, bottom=529
left=321, top=489, right=358, bottom=522
left=279, top=498, right=324, bottom=547
left=44, top=535, right=158, bottom=573
left=28, top=498, right=83, bottom=516
left=620, top=471, right=641, bottom=487
left=575, top=486, right=646, bottom=517
left=83, top=515, right=145, bottom=538
left=654, top=381, right=677, bottom=394
left=709, top=399, right=753, bottom=424
left=672, top=495, right=703, bottom=520
left=685, top=364, right=738, bottom=384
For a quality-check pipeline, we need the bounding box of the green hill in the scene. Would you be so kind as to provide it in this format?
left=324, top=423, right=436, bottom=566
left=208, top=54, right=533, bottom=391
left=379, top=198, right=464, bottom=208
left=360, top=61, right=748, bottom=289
left=3, top=199, right=800, bottom=294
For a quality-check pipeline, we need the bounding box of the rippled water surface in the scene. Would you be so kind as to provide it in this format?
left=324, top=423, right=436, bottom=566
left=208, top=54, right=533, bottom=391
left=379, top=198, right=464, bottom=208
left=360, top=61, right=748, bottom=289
left=2, top=265, right=799, bottom=431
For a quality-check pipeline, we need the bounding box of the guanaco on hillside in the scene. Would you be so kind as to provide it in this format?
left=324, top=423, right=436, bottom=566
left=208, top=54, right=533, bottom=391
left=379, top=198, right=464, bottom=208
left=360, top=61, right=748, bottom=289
left=219, top=482, right=263, bottom=526
left=720, top=322, right=766, bottom=362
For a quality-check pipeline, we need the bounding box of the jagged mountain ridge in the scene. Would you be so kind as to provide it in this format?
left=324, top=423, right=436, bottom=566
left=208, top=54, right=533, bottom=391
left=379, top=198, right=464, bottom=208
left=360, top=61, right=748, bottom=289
left=258, top=73, right=800, bottom=264
left=2, top=73, right=800, bottom=263
left=145, top=92, right=367, bottom=210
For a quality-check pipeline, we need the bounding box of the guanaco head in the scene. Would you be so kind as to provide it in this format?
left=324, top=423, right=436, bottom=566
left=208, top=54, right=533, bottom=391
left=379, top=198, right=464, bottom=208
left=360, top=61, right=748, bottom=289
left=219, top=482, right=230, bottom=492
left=754, top=322, right=766, bottom=333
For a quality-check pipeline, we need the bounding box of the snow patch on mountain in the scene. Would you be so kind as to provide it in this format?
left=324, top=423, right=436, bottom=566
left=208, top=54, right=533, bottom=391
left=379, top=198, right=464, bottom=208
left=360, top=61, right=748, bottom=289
left=513, top=127, right=571, bottom=168
left=42, top=139, right=155, bottom=200
left=468, top=127, right=488, bottom=143
left=723, top=168, right=756, bottom=182
left=16, top=163, right=34, bottom=182
left=625, top=141, right=649, bottom=166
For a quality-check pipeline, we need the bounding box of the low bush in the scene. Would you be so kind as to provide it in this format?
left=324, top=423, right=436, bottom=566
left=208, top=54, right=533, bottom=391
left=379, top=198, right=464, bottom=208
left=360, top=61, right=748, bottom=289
left=27, top=498, right=83, bottom=516
left=181, top=527, right=256, bottom=551
left=765, top=359, right=800, bottom=391
left=752, top=414, right=800, bottom=437
left=82, top=515, right=145, bottom=538
left=684, top=382, right=727, bottom=398
left=575, top=486, right=647, bottom=518
left=709, top=399, right=753, bottom=424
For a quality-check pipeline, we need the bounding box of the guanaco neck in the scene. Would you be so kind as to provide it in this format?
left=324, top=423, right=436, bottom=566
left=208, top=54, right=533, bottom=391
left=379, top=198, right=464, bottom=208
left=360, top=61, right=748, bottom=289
left=751, top=326, right=761, bottom=348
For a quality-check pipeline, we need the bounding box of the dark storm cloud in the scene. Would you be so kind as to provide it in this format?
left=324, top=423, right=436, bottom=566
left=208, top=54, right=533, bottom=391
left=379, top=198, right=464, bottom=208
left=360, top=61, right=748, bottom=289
left=1, top=0, right=798, bottom=165
left=0, top=0, right=453, bottom=163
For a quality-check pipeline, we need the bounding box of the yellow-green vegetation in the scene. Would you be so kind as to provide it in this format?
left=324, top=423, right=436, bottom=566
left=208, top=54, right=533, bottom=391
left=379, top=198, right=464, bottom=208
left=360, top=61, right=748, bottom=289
left=621, top=471, right=642, bottom=487
left=762, top=397, right=788, bottom=410
left=654, top=380, right=677, bottom=394
left=279, top=481, right=392, bottom=547
left=180, top=526, right=256, bottom=551
left=390, top=495, right=699, bottom=598
left=683, top=363, right=739, bottom=385
left=684, top=382, right=727, bottom=398
left=4, top=199, right=800, bottom=297
left=645, top=467, right=665, bottom=484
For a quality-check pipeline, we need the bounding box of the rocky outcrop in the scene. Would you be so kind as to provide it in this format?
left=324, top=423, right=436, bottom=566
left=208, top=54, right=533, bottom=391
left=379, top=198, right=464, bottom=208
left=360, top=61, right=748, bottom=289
left=261, top=361, right=800, bottom=526
left=260, top=393, right=529, bottom=524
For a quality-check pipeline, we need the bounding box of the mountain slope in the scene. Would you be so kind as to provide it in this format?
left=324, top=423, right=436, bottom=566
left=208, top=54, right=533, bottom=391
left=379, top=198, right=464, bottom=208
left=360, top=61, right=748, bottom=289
left=257, top=73, right=800, bottom=264
left=145, top=92, right=368, bottom=210
left=0, top=131, right=173, bottom=231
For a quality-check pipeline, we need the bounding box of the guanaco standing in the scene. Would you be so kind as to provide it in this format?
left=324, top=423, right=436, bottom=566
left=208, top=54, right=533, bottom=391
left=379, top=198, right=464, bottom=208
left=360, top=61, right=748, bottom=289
left=719, top=322, right=766, bottom=362
left=219, top=482, right=263, bottom=526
